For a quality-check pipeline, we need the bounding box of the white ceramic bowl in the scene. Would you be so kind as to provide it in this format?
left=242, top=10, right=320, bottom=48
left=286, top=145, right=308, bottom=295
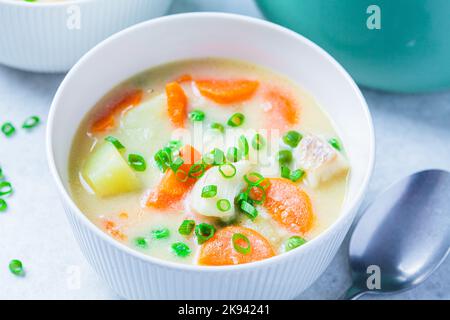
left=0, top=0, right=172, bottom=73
left=47, top=13, right=375, bottom=300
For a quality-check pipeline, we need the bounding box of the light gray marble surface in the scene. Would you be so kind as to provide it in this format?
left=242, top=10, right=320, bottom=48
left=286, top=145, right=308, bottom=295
left=0, top=0, right=448, bottom=300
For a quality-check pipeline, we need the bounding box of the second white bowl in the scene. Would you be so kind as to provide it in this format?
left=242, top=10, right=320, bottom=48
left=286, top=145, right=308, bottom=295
left=0, top=0, right=172, bottom=73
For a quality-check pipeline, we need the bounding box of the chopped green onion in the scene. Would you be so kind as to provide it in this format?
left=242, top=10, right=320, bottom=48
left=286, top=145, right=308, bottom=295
left=189, top=109, right=205, bottom=122
left=201, top=152, right=215, bottom=166
left=281, top=166, right=305, bottom=183
left=238, top=135, right=249, bottom=157
left=283, top=131, right=302, bottom=148
left=0, top=199, right=7, bottom=212
left=9, top=259, right=24, bottom=276
left=170, top=157, right=184, bottom=172
left=290, top=169, right=305, bottom=182
left=188, top=162, right=206, bottom=179
left=259, top=177, right=271, bottom=190
left=128, top=154, right=146, bottom=171
left=329, top=138, right=342, bottom=151
left=247, top=185, right=266, bottom=205
left=195, top=223, right=216, bottom=244
left=204, top=148, right=225, bottom=166
left=252, top=133, right=266, bottom=150
left=1, top=122, right=15, bottom=137
left=277, top=150, right=293, bottom=165
left=235, top=192, right=250, bottom=205
left=175, top=169, right=189, bottom=182
left=280, top=166, right=291, bottom=179
left=210, top=122, right=225, bottom=133
left=178, top=220, right=195, bottom=236
left=219, top=163, right=236, bottom=179
left=105, top=136, right=125, bottom=150
left=226, top=147, right=241, bottom=163
left=212, top=148, right=226, bottom=165
left=227, top=113, right=245, bottom=127
left=167, top=140, right=182, bottom=151
left=134, top=237, right=148, bottom=249
left=232, top=233, right=251, bottom=255
left=171, top=242, right=191, bottom=257
left=240, top=200, right=258, bottom=220
left=286, top=236, right=307, bottom=251
left=0, top=167, right=3, bottom=179
left=22, top=116, right=40, bottom=129
left=244, top=172, right=264, bottom=186
left=0, top=181, right=13, bottom=196
left=152, top=228, right=170, bottom=240
left=201, top=185, right=217, bottom=198
left=154, top=147, right=172, bottom=172
left=217, top=199, right=231, bottom=212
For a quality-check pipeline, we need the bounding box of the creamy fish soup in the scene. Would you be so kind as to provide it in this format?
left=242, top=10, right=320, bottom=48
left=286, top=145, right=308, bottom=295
left=69, top=58, right=350, bottom=266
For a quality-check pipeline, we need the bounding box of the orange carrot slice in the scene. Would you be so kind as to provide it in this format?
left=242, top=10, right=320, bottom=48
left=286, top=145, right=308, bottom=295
left=166, top=82, right=188, bottom=128
left=91, top=114, right=116, bottom=133
left=195, top=79, right=259, bottom=104
left=91, top=89, right=143, bottom=133
left=175, top=74, right=193, bottom=83
left=178, top=144, right=201, bottom=167
left=198, top=226, right=275, bottom=266
left=264, top=89, right=299, bottom=130
left=145, top=170, right=190, bottom=209
left=112, top=89, right=143, bottom=113
left=146, top=145, right=202, bottom=210
left=263, top=178, right=314, bottom=234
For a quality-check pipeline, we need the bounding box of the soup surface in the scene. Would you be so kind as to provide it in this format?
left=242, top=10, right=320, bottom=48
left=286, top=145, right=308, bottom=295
left=69, top=58, right=350, bottom=266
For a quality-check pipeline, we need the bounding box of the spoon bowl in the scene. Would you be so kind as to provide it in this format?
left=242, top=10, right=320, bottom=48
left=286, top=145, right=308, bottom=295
left=345, top=169, right=450, bottom=299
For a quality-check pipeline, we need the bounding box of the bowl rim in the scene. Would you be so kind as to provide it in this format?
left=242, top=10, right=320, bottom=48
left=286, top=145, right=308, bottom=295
left=46, top=12, right=375, bottom=272
left=0, top=0, right=95, bottom=7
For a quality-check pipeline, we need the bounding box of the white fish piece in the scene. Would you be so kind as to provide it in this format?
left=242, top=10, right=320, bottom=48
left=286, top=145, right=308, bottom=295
left=190, top=160, right=252, bottom=219
left=293, top=134, right=349, bottom=188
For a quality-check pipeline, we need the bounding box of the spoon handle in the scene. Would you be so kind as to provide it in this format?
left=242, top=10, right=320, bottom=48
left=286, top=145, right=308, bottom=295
left=341, top=284, right=366, bottom=300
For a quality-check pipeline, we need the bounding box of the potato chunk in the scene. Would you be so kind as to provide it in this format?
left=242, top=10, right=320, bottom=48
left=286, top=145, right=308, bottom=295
left=82, top=142, right=140, bottom=197
left=293, top=135, right=349, bottom=187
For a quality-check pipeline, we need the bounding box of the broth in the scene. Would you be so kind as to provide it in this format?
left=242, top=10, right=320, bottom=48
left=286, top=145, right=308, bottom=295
left=69, top=58, right=349, bottom=265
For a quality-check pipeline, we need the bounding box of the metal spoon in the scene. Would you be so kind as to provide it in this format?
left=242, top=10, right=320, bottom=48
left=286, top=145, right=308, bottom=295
left=343, top=169, right=450, bottom=299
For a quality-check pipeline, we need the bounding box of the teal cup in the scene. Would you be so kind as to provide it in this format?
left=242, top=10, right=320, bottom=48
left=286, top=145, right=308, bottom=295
left=256, top=0, right=450, bottom=92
